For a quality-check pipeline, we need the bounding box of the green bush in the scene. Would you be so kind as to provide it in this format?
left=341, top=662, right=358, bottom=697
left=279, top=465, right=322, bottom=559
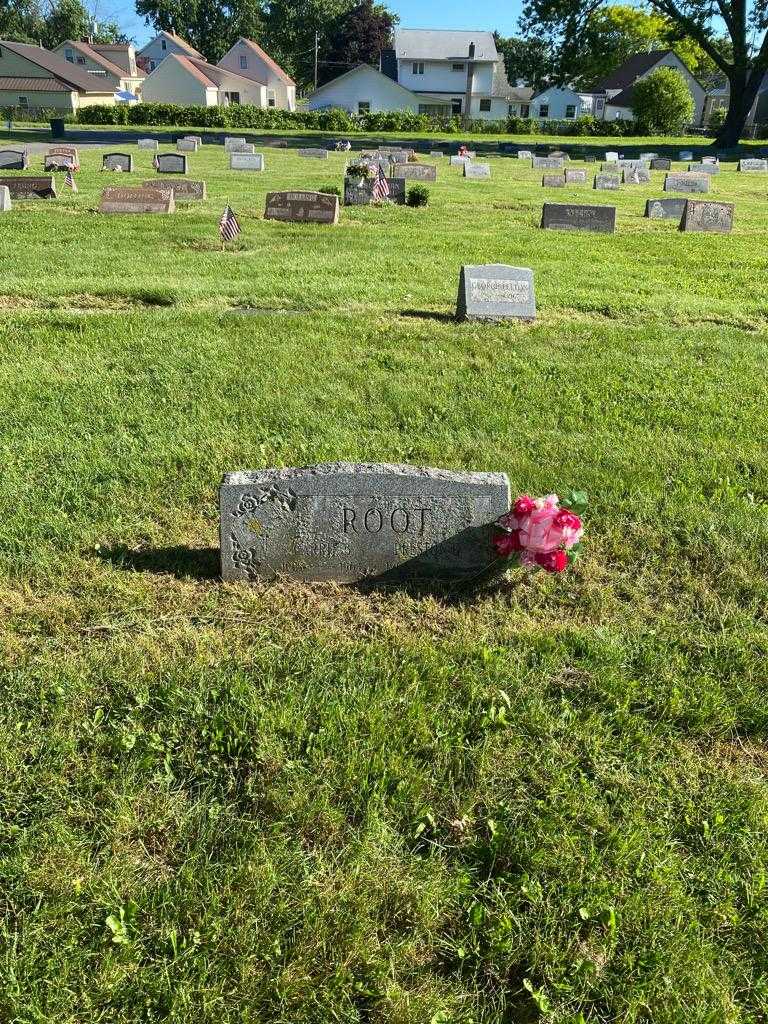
left=631, top=68, right=695, bottom=134
left=318, top=184, right=341, bottom=196
left=406, top=184, right=429, bottom=207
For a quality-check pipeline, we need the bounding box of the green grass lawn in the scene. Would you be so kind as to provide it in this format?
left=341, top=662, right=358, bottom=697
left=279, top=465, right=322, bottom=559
left=1, top=141, right=768, bottom=1024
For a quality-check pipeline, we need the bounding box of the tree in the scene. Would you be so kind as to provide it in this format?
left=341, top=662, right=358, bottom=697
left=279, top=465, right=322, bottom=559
left=0, top=0, right=44, bottom=42
left=520, top=0, right=768, bottom=145
left=493, top=32, right=554, bottom=89
left=319, top=0, right=396, bottom=85
left=0, top=0, right=127, bottom=45
left=135, top=0, right=264, bottom=62
left=632, top=65, right=695, bottom=131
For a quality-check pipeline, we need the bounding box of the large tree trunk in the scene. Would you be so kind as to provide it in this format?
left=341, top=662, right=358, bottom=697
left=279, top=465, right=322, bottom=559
left=716, top=66, right=765, bottom=147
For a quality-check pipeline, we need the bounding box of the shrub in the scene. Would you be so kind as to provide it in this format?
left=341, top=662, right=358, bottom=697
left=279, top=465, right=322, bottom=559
left=631, top=68, right=694, bottom=134
left=318, top=184, right=341, bottom=196
left=708, top=107, right=726, bottom=130
left=406, top=184, right=429, bottom=207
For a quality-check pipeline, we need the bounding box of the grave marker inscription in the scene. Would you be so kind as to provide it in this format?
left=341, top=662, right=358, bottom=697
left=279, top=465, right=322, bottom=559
left=264, top=190, right=339, bottom=224
left=541, top=202, right=616, bottom=233
left=456, top=264, right=536, bottom=321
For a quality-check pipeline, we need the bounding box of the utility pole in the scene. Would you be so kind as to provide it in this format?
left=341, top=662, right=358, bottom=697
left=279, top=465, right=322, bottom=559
left=314, top=31, right=319, bottom=89
left=463, top=41, right=475, bottom=131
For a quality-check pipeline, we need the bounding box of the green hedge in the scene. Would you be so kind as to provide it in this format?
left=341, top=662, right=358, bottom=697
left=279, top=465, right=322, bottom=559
left=2, top=105, right=77, bottom=124
left=76, top=103, right=650, bottom=137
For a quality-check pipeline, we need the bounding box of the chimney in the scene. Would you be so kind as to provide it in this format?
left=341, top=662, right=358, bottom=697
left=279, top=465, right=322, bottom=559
left=463, top=41, right=475, bottom=128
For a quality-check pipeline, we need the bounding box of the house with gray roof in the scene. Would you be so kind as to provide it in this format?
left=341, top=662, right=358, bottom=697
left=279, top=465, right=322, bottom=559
left=0, top=39, right=117, bottom=112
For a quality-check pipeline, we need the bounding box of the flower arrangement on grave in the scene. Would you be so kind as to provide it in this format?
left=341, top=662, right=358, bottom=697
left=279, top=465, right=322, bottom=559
left=494, top=492, right=586, bottom=574
left=347, top=161, right=373, bottom=180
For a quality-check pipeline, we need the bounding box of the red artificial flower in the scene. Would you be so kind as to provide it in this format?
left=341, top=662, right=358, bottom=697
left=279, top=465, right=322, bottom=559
left=513, top=495, right=537, bottom=518
left=495, top=530, right=523, bottom=556
left=554, top=508, right=582, bottom=532
left=535, top=549, right=568, bottom=573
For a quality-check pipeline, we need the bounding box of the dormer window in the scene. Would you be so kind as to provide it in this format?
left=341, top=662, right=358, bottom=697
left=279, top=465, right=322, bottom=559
left=65, top=48, right=74, bottom=62
left=240, top=55, right=247, bottom=69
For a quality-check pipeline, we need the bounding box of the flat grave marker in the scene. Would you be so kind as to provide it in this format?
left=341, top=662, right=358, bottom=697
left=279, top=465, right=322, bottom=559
left=99, top=186, right=174, bottom=214
left=541, top=202, right=616, bottom=233
left=456, top=264, right=536, bottom=322
left=680, top=199, right=734, bottom=233
left=264, top=190, right=339, bottom=224
left=220, top=462, right=511, bottom=583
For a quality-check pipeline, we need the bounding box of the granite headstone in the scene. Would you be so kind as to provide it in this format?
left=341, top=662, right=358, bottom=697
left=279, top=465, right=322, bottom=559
left=156, top=153, right=188, bottom=174
left=664, top=173, right=709, bottom=193
left=0, top=175, right=55, bottom=198
left=680, top=200, right=734, bottom=233
left=102, top=152, right=133, bottom=172
left=98, top=186, right=174, bottom=214
left=541, top=202, right=616, bottom=233
left=264, top=190, right=339, bottom=224
left=229, top=152, right=264, bottom=171
left=456, top=264, right=536, bottom=321
left=644, top=197, right=687, bottom=220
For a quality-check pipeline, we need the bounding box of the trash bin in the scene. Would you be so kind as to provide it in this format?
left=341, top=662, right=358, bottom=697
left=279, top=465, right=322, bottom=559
left=50, top=118, right=66, bottom=139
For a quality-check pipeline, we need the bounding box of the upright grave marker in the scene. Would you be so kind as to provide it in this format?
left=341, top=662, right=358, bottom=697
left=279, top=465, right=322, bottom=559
left=739, top=158, right=767, bottom=171
left=177, top=138, right=198, bottom=152
left=650, top=158, right=672, bottom=171
left=541, top=202, right=616, bottom=233
left=142, top=179, right=206, bottom=200
left=391, top=163, right=437, bottom=181
left=456, top=265, right=536, bottom=321
left=679, top=150, right=694, bottom=161
left=565, top=169, right=586, bottom=184
left=464, top=162, right=490, bottom=179
left=44, top=149, right=77, bottom=171
left=0, top=175, right=55, bottom=198
left=297, top=148, right=328, bottom=159
left=450, top=155, right=471, bottom=166
left=680, top=200, right=734, bottom=233
left=102, top=152, right=133, bottom=172
left=688, top=161, right=719, bottom=174
left=224, top=137, right=248, bottom=152
left=623, top=167, right=650, bottom=184
left=645, top=197, right=687, bottom=220
left=138, top=138, right=159, bottom=150
left=0, top=149, right=27, bottom=170
left=594, top=173, right=620, bottom=190
left=664, top=173, right=710, bottom=193
left=156, top=153, right=188, bottom=174
left=0, top=185, right=11, bottom=211
left=220, top=463, right=511, bottom=583
left=542, top=173, right=565, bottom=187
left=99, top=186, right=174, bottom=214
left=533, top=156, right=564, bottom=169
left=517, top=150, right=533, bottom=159
left=229, top=152, right=264, bottom=171
left=264, top=191, right=339, bottom=224
left=344, top=176, right=405, bottom=205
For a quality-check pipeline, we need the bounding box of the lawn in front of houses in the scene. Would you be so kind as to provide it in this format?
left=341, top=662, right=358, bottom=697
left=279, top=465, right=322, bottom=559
left=1, top=141, right=767, bottom=1023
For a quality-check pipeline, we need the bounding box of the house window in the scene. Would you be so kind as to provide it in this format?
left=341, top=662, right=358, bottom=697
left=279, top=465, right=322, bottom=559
left=479, top=98, right=491, bottom=112
left=240, top=55, right=247, bottom=69
left=161, top=38, right=167, bottom=50
left=18, top=96, right=28, bottom=107
left=268, top=95, right=276, bottom=107
left=539, top=103, right=549, bottom=117
left=595, top=98, right=604, bottom=112
left=225, top=91, right=240, bottom=104
left=451, top=97, right=462, bottom=114
left=358, top=101, right=370, bottom=113
left=452, top=63, right=464, bottom=71
left=565, top=104, right=576, bottom=118
left=64, top=48, right=74, bottom=62
left=412, top=62, right=424, bottom=75
left=149, top=60, right=155, bottom=70
left=77, top=56, right=86, bottom=64
left=521, top=103, right=530, bottom=117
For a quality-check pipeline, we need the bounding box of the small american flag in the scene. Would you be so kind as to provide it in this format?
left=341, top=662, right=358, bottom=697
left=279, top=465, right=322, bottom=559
left=372, top=164, right=390, bottom=200
left=64, top=168, right=77, bottom=192
left=152, top=154, right=159, bottom=170
left=219, top=204, right=241, bottom=243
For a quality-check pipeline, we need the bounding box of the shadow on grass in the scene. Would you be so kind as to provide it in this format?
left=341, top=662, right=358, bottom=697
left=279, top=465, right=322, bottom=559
left=99, top=545, right=220, bottom=580
left=399, top=309, right=457, bottom=324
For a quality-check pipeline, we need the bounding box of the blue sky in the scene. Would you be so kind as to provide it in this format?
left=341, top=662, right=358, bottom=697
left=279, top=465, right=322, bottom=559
left=105, top=0, right=526, bottom=49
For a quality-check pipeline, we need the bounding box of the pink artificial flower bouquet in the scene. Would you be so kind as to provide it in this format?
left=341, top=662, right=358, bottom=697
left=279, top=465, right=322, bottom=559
left=494, top=491, right=586, bottom=574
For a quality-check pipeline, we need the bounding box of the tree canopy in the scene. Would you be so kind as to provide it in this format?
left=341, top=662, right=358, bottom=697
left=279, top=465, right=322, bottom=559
left=0, top=0, right=126, bottom=46
left=632, top=65, right=695, bottom=131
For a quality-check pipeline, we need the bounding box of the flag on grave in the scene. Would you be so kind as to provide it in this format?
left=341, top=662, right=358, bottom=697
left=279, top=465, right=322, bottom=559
left=219, top=205, right=241, bottom=243
left=64, top=168, right=77, bottom=192
left=372, top=164, right=390, bottom=200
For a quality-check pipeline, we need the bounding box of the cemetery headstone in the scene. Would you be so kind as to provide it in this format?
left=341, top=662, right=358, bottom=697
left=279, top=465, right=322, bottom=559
left=565, top=169, right=587, bottom=183
left=0, top=185, right=10, bottom=212
left=600, top=162, right=620, bottom=172
left=541, top=202, right=616, bottom=233
left=229, top=152, right=264, bottom=171
left=645, top=197, right=687, bottom=220
left=183, top=135, right=203, bottom=146
left=297, top=148, right=328, bottom=159
left=664, top=172, right=709, bottom=193
left=456, top=264, right=536, bottom=322
left=177, top=138, right=199, bottom=152
left=264, top=190, right=339, bottom=224
left=391, top=162, right=437, bottom=181
left=605, top=151, right=619, bottom=161
left=343, top=176, right=405, bottom=206
left=464, top=162, right=490, bottom=179
left=99, top=186, right=174, bottom=214
left=429, top=151, right=445, bottom=157
left=156, top=153, right=188, bottom=174
left=548, top=150, right=569, bottom=160
left=617, top=159, right=649, bottom=170
left=0, top=149, right=27, bottom=170
left=680, top=199, right=734, bottom=233
left=738, top=158, right=767, bottom=171
left=44, top=150, right=77, bottom=171
left=142, top=179, right=206, bottom=200
left=0, top=175, right=55, bottom=199
left=679, top=150, right=694, bottom=161
left=517, top=150, right=533, bottom=159
left=450, top=155, right=471, bottom=166
left=138, top=138, right=159, bottom=150
left=102, top=152, right=133, bottom=172
left=533, top=156, right=565, bottom=169
left=701, top=155, right=719, bottom=165
left=688, top=162, right=719, bottom=174
left=594, top=173, right=620, bottom=190
left=639, top=152, right=659, bottom=160
left=623, top=167, right=650, bottom=184
left=224, top=137, right=248, bottom=152
left=542, top=173, right=566, bottom=187
left=650, top=158, right=672, bottom=171
left=219, top=462, right=511, bottom=583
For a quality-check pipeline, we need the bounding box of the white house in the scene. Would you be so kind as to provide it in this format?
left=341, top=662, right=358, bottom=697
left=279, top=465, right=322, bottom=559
left=137, top=31, right=203, bottom=74
left=592, top=49, right=706, bottom=124
left=528, top=85, right=599, bottom=121
left=141, top=41, right=295, bottom=109
left=305, top=63, right=449, bottom=115
left=52, top=38, right=144, bottom=100
left=217, top=37, right=295, bottom=110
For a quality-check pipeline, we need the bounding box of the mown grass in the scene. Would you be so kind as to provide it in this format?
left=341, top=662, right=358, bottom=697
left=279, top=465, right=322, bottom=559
left=1, top=141, right=768, bottom=1023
